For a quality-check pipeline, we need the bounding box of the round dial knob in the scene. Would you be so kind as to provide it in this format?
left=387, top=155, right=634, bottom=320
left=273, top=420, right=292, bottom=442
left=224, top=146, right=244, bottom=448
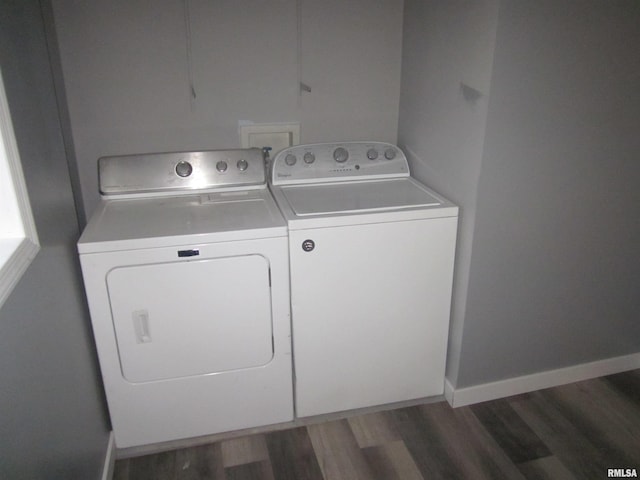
left=366, top=149, right=379, bottom=160
left=285, top=154, right=297, bottom=166
left=216, top=160, right=228, bottom=173
left=237, top=159, right=248, bottom=171
left=303, top=152, right=315, bottom=164
left=333, top=147, right=349, bottom=163
left=384, top=148, right=397, bottom=160
left=175, top=161, right=193, bottom=177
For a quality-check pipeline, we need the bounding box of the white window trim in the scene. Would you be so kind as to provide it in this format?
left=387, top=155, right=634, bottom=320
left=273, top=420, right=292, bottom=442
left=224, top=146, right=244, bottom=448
left=0, top=67, right=39, bottom=309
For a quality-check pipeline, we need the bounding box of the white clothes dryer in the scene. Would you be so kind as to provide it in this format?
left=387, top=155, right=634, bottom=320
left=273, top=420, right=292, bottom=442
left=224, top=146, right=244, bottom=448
left=78, top=149, right=293, bottom=448
left=269, top=142, right=458, bottom=418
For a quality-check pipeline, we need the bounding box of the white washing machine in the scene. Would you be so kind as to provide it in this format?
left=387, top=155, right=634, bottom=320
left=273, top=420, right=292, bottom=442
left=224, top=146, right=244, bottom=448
left=78, top=149, right=293, bottom=448
left=269, top=142, right=459, bottom=418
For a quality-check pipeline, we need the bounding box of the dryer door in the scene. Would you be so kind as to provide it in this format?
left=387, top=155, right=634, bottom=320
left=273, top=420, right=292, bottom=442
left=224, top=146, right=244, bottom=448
left=107, top=254, right=272, bottom=383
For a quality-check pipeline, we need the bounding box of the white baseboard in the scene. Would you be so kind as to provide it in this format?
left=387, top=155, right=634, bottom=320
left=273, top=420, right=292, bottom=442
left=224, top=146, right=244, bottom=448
left=445, top=352, right=640, bottom=407
left=444, top=377, right=455, bottom=405
left=101, top=432, right=116, bottom=480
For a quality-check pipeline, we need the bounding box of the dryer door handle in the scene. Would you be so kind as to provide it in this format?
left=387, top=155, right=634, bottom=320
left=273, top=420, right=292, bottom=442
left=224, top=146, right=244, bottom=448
left=132, top=310, right=152, bottom=344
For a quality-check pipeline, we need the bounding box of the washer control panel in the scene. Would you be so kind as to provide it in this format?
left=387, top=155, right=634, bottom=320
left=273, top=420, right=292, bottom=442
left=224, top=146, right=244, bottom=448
left=99, top=148, right=265, bottom=196
left=271, top=142, right=409, bottom=185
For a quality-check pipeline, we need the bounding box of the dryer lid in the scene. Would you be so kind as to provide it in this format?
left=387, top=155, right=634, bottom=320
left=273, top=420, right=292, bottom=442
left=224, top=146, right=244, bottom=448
left=280, top=178, right=441, bottom=216
left=78, top=188, right=286, bottom=253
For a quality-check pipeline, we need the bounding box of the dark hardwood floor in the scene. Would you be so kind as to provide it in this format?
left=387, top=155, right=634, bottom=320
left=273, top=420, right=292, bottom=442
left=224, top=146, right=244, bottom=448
left=113, top=369, right=640, bottom=479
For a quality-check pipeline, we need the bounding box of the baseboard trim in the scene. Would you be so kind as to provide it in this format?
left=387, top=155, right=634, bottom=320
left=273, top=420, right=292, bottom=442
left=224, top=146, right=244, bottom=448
left=444, top=377, right=455, bottom=405
left=446, top=352, right=640, bottom=407
left=101, top=432, right=116, bottom=480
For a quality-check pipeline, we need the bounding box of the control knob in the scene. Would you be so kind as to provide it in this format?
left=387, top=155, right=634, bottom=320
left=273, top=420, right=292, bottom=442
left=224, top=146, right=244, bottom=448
left=333, top=147, right=349, bottom=163
left=237, top=159, right=248, bottom=171
left=366, top=149, right=378, bottom=160
left=175, top=161, right=193, bottom=177
left=216, top=160, right=228, bottom=173
left=285, top=154, right=297, bottom=166
left=384, top=148, right=397, bottom=160
left=303, top=152, right=315, bottom=164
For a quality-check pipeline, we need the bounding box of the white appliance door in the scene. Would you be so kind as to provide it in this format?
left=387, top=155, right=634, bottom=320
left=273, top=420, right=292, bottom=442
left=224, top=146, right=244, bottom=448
left=107, top=254, right=272, bottom=383
left=289, top=216, right=457, bottom=417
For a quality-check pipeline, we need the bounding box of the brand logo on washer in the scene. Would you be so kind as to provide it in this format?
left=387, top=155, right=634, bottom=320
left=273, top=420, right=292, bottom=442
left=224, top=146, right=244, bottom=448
left=302, top=239, right=315, bottom=252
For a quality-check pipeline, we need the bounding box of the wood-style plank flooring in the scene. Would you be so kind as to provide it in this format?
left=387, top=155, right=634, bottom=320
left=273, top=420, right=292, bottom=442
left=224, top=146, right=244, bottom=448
left=113, top=369, right=640, bottom=479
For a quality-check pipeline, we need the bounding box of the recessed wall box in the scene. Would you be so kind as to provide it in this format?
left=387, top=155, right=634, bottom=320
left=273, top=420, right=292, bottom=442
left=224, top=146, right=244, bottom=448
left=239, top=123, right=300, bottom=155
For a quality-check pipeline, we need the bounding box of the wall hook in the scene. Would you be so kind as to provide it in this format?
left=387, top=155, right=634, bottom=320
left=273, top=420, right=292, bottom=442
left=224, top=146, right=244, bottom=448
left=300, top=82, right=312, bottom=93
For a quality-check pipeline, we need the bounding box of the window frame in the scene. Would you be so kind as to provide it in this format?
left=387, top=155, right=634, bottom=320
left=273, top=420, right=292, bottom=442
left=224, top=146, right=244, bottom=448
left=0, top=67, right=39, bottom=308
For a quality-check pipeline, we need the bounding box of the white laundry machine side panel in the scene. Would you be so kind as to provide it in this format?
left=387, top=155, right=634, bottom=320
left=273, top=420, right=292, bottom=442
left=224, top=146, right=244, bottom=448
left=79, top=238, right=293, bottom=448
left=289, top=216, right=458, bottom=418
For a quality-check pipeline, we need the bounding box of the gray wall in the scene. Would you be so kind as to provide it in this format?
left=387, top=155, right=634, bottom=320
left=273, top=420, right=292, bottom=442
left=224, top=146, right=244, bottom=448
left=398, top=0, right=640, bottom=389
left=458, top=0, right=640, bottom=386
left=51, top=0, right=404, bottom=220
left=397, top=0, right=499, bottom=387
left=298, top=0, right=403, bottom=144
left=0, top=1, right=110, bottom=478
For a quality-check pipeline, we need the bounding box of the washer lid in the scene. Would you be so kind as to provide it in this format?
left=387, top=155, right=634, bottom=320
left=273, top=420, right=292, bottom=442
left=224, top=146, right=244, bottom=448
left=280, top=178, right=441, bottom=216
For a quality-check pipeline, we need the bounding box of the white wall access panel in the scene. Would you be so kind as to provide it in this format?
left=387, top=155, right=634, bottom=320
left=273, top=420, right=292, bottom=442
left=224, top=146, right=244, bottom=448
left=288, top=216, right=458, bottom=418
left=239, top=123, right=300, bottom=155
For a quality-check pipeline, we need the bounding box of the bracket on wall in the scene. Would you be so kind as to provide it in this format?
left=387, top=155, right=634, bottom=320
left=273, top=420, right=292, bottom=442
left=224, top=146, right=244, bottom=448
left=460, top=82, right=483, bottom=104
left=300, top=82, right=312, bottom=93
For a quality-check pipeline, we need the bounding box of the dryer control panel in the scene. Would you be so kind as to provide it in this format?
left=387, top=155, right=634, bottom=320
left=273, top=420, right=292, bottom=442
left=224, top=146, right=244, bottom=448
left=99, top=148, right=266, bottom=197
left=270, top=142, right=410, bottom=185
